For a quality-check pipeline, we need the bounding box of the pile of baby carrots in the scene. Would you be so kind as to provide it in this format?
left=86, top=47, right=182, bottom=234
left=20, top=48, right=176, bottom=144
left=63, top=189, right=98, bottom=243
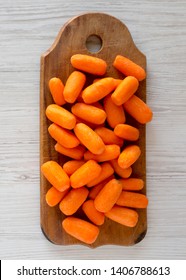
left=41, top=53, right=153, bottom=245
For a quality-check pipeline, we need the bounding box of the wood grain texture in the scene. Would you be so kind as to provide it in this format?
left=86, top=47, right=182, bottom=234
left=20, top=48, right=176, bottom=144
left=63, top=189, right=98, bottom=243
left=0, top=0, right=186, bottom=259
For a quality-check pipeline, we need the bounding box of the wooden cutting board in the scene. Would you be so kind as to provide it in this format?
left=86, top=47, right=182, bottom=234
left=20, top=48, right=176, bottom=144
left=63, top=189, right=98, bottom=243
left=40, top=12, right=147, bottom=247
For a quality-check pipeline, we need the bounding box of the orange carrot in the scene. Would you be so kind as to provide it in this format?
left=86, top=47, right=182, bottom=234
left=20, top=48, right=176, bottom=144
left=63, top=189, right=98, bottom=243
left=71, top=54, right=107, bottom=75
left=110, top=159, right=132, bottom=178
left=88, top=175, right=115, bottom=200
left=87, top=162, right=114, bottom=187
left=63, top=71, right=86, bottom=103
left=103, top=95, right=126, bottom=128
left=94, top=127, right=124, bottom=147
left=94, top=78, right=122, bottom=88
left=123, top=95, right=153, bottom=124
left=113, top=55, right=146, bottom=81
left=82, top=200, right=105, bottom=226
left=41, top=161, right=70, bottom=192
left=46, top=104, right=76, bottom=129
left=94, top=179, right=122, bottom=213
left=114, top=124, right=139, bottom=141
left=62, top=217, right=99, bottom=244
left=48, top=77, right=66, bottom=106
left=82, top=77, right=116, bottom=103
left=119, top=178, right=144, bottom=191
left=59, top=187, right=88, bottom=215
left=48, top=123, right=80, bottom=148
left=46, top=187, right=68, bottom=207
left=63, top=160, right=85, bottom=176
left=55, top=143, right=85, bottom=160
left=74, top=123, right=105, bottom=155
left=84, top=144, right=120, bottom=162
left=105, top=205, right=138, bottom=227
left=116, top=191, right=148, bottom=208
left=70, top=160, right=102, bottom=188
left=71, top=103, right=106, bottom=125
left=118, top=145, right=141, bottom=169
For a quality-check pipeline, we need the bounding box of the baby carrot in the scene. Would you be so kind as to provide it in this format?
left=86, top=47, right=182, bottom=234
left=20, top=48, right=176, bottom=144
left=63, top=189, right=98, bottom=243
left=116, top=191, right=148, bottom=208
left=71, top=103, right=106, bottom=125
left=113, top=55, right=146, bottom=81
left=62, top=217, right=99, bottom=244
left=123, top=95, right=153, bottom=124
left=70, top=160, right=102, bottom=188
left=103, top=95, right=126, bottom=128
left=48, top=77, right=66, bottom=106
left=82, top=77, right=116, bottom=104
left=105, top=205, right=138, bottom=227
left=74, top=123, right=105, bottom=155
left=94, top=127, right=124, bottom=147
left=82, top=200, right=105, bottom=226
left=114, top=124, right=139, bottom=141
left=88, top=175, right=115, bottom=200
left=41, top=161, right=70, bottom=192
left=94, top=78, right=122, bottom=88
left=84, top=144, right=120, bottom=162
left=71, top=54, right=107, bottom=75
left=46, top=187, right=68, bottom=207
left=48, top=123, right=80, bottom=148
left=63, top=71, right=86, bottom=103
left=110, top=159, right=132, bottom=178
left=46, top=104, right=76, bottom=129
left=118, top=178, right=144, bottom=191
left=63, top=160, right=85, bottom=176
left=111, top=76, right=139, bottom=106
left=55, top=143, right=85, bottom=160
left=94, top=179, right=122, bottom=213
left=118, top=145, right=141, bottom=169
left=87, top=162, right=114, bottom=187
left=59, top=187, right=89, bottom=215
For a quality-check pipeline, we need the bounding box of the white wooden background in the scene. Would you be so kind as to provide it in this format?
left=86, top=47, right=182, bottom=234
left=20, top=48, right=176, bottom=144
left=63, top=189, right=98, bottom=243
left=0, top=0, right=186, bottom=260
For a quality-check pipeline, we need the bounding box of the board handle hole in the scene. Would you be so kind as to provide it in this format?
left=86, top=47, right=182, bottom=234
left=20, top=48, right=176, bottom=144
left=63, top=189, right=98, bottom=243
left=86, top=34, right=102, bottom=53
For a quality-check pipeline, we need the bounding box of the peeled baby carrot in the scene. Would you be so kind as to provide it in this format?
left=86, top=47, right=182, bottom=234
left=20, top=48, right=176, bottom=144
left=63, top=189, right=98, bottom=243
left=59, top=187, right=89, bottom=215
left=63, top=71, right=86, bottom=103
left=82, top=77, right=116, bottom=104
left=113, top=55, right=146, bottom=81
left=71, top=54, right=107, bottom=75
left=94, top=179, right=122, bottom=213
left=46, top=104, right=76, bottom=129
left=103, top=95, right=126, bottom=128
left=94, top=127, right=124, bottom=147
left=110, top=159, right=132, bottom=178
left=71, top=103, right=106, bottom=125
left=82, top=200, right=105, bottom=226
left=119, top=178, right=144, bottom=191
left=62, top=217, right=99, bottom=244
left=74, top=123, right=105, bottom=155
left=123, top=95, right=153, bottom=124
left=48, top=77, right=65, bottom=106
left=118, top=145, right=141, bottom=169
left=41, top=161, right=70, bottom=192
left=116, top=191, right=148, bottom=208
left=84, top=144, right=120, bottom=162
left=63, top=160, right=85, bottom=176
left=70, top=160, right=102, bottom=188
left=46, top=187, right=68, bottom=207
left=114, top=124, right=139, bottom=141
left=87, top=162, right=114, bottom=187
left=94, top=78, right=122, bottom=89
left=55, top=143, right=85, bottom=160
left=48, top=123, right=80, bottom=148
left=88, top=175, right=115, bottom=200
left=105, top=205, right=138, bottom=227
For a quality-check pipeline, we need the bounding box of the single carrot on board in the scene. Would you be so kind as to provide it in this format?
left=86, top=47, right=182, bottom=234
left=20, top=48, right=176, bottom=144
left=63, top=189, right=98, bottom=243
left=110, top=159, right=132, bottom=179
left=93, top=78, right=122, bottom=89
left=94, top=179, right=122, bottom=213
left=113, top=55, right=146, bottom=81
left=88, top=175, right=115, bottom=200
left=48, top=123, right=80, bottom=148
left=71, top=54, right=107, bottom=76
left=59, top=187, right=89, bottom=215
left=114, top=124, right=139, bottom=141
left=48, top=77, right=65, bottom=106
left=84, top=144, right=120, bottom=162
left=62, top=217, right=99, bottom=244
left=87, top=162, right=114, bottom=187
left=63, top=71, right=86, bottom=103
left=103, top=95, right=126, bottom=128
left=74, top=123, right=105, bottom=155
left=118, top=178, right=144, bottom=191
left=70, top=160, right=102, bottom=189
left=46, top=187, right=69, bottom=207
left=63, top=160, right=85, bottom=176
left=82, top=200, right=105, bottom=226
left=111, top=76, right=139, bottom=106
left=55, top=143, right=85, bottom=160
left=46, top=104, right=76, bottom=130
left=118, top=145, right=141, bottom=169
left=123, top=95, right=153, bottom=124
left=41, top=161, right=70, bottom=192
left=116, top=191, right=148, bottom=208
left=105, top=205, right=138, bottom=227
left=94, top=127, right=124, bottom=147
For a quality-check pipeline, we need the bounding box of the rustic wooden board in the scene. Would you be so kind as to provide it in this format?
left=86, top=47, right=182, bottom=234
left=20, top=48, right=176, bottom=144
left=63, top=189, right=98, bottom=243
left=40, top=12, right=147, bottom=247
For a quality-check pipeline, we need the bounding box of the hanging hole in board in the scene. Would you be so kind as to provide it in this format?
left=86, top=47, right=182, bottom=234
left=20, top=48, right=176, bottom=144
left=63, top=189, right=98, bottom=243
left=86, top=34, right=103, bottom=53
